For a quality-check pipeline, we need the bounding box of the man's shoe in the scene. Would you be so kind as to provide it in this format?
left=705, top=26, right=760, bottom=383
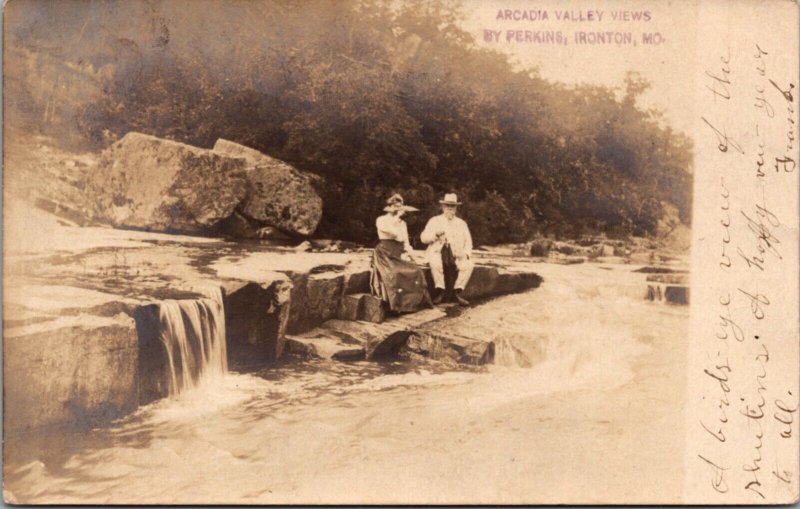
left=432, top=289, right=445, bottom=305
left=454, top=290, right=470, bottom=306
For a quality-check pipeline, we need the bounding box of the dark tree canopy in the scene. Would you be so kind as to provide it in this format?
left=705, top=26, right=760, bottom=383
left=7, top=0, right=692, bottom=245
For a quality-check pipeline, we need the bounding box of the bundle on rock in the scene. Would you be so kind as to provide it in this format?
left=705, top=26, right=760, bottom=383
left=87, top=133, right=248, bottom=233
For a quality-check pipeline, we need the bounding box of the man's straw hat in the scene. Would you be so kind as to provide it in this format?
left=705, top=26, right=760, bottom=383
left=439, top=193, right=461, bottom=206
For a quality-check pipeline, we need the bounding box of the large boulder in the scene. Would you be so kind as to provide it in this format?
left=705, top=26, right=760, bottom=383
left=88, top=133, right=249, bottom=233
left=213, top=139, right=323, bottom=236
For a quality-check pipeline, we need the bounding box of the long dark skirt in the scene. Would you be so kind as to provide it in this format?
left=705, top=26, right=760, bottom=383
left=370, top=240, right=430, bottom=313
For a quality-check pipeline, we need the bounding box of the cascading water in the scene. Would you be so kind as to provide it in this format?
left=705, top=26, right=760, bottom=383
left=157, top=288, right=228, bottom=396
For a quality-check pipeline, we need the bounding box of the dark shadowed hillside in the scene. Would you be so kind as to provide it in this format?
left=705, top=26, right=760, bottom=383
left=4, top=0, right=692, bottom=245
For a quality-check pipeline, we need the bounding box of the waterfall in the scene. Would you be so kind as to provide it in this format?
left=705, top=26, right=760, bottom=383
left=157, top=288, right=228, bottom=396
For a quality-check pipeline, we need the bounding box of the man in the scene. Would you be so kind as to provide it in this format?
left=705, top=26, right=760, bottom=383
left=420, top=193, right=474, bottom=306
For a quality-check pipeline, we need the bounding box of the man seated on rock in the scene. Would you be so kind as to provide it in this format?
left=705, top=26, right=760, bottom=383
left=420, top=193, right=474, bottom=306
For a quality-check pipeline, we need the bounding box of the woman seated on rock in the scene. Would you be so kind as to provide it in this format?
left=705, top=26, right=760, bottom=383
left=370, top=194, right=432, bottom=314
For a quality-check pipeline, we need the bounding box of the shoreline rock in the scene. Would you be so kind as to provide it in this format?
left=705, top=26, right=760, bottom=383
left=87, top=132, right=249, bottom=234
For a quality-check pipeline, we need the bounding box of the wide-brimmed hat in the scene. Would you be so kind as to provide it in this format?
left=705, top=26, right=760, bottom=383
left=384, top=193, right=419, bottom=212
left=439, top=193, right=461, bottom=206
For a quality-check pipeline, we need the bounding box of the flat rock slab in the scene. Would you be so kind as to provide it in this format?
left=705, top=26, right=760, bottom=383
left=5, top=205, right=545, bottom=430
left=291, top=308, right=446, bottom=360
left=4, top=314, right=139, bottom=433
left=332, top=348, right=367, bottom=362
left=550, top=256, right=586, bottom=265
left=425, top=264, right=542, bottom=302
left=285, top=334, right=361, bottom=360
left=635, top=266, right=688, bottom=274
left=289, top=307, right=494, bottom=366
left=645, top=273, right=689, bottom=285
left=401, top=329, right=495, bottom=366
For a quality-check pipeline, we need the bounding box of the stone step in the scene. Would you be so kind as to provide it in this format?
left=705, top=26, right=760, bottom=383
left=285, top=269, right=372, bottom=334
left=337, top=293, right=386, bottom=323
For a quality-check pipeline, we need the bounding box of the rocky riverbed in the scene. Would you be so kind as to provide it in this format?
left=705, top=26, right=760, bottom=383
left=3, top=199, right=690, bottom=504
left=5, top=196, right=548, bottom=432
left=4, top=131, right=691, bottom=503
left=4, top=259, right=689, bottom=504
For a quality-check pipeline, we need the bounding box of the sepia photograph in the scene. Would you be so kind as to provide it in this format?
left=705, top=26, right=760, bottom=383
left=2, top=0, right=798, bottom=504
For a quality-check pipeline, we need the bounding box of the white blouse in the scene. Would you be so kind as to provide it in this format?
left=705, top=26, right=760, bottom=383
left=376, top=214, right=413, bottom=253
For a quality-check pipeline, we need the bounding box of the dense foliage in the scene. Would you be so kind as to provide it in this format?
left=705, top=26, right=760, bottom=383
left=9, top=0, right=692, bottom=244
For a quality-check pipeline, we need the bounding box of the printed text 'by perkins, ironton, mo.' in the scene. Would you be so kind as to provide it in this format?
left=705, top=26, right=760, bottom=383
left=482, top=8, right=663, bottom=46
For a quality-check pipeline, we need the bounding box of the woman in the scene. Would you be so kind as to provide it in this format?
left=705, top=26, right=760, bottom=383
left=370, top=194, right=432, bottom=313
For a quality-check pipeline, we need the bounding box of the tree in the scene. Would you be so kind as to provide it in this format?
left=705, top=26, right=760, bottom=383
left=12, top=0, right=692, bottom=244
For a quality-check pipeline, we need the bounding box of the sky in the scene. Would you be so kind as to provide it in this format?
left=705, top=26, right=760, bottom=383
left=459, top=0, right=699, bottom=135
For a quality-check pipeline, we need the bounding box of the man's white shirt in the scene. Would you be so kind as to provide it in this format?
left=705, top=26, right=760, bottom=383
left=420, top=214, right=473, bottom=259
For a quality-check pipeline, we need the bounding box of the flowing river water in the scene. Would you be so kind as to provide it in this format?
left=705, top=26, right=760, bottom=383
left=4, top=261, right=689, bottom=504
